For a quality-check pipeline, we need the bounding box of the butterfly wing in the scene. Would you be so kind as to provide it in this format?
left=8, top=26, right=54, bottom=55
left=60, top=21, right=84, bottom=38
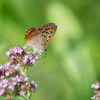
left=39, top=23, right=57, bottom=50
left=26, top=33, right=45, bottom=53
left=25, top=27, right=38, bottom=41
left=43, top=28, right=56, bottom=50
left=25, top=27, right=45, bottom=53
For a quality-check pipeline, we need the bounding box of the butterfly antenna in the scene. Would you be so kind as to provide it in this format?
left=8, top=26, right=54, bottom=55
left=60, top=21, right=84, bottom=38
left=43, top=49, right=47, bottom=64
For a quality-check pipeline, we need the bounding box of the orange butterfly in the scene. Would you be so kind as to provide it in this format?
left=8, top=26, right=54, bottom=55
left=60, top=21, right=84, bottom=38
left=25, top=23, right=57, bottom=53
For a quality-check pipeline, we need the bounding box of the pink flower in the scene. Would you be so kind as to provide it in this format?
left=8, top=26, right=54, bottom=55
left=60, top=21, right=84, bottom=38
left=23, top=46, right=27, bottom=50
left=6, top=51, right=10, bottom=56
left=91, top=95, right=95, bottom=99
left=8, top=85, right=14, bottom=90
left=19, top=90, right=25, bottom=96
left=91, top=83, right=99, bottom=89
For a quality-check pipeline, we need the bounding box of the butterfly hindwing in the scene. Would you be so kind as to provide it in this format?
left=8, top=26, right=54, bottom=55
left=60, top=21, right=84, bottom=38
left=43, top=28, right=56, bottom=50
left=40, top=23, right=57, bottom=50
left=26, top=32, right=45, bottom=53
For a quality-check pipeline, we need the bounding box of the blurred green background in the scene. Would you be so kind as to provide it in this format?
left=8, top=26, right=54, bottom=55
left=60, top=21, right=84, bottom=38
left=0, top=0, right=100, bottom=100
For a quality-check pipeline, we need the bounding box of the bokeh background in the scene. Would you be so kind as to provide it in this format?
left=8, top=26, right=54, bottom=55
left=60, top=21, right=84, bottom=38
left=0, top=0, right=100, bottom=100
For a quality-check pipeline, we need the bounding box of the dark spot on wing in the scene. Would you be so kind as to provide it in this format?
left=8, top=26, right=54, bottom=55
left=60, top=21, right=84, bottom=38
left=46, top=31, right=48, bottom=34
left=26, top=36, right=28, bottom=39
left=50, top=31, right=53, bottom=33
left=48, top=36, right=51, bottom=38
left=45, top=43, right=47, bottom=45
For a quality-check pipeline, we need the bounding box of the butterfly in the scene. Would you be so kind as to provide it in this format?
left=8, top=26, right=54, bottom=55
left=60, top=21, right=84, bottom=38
left=25, top=23, right=57, bottom=53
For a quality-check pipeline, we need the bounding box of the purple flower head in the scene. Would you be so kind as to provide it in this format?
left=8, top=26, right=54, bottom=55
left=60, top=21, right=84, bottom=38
left=34, top=83, right=38, bottom=88
left=6, top=51, right=10, bottom=56
left=12, top=77, right=16, bottom=81
left=1, top=75, right=4, bottom=79
left=0, top=65, right=3, bottom=70
left=25, top=82, right=28, bottom=86
left=23, top=55, right=28, bottom=64
left=31, top=81, right=37, bottom=88
left=17, top=49, right=23, bottom=54
left=10, top=65, right=15, bottom=68
left=15, top=75, right=21, bottom=82
left=27, top=52, right=30, bottom=54
left=3, top=83, right=8, bottom=88
left=31, top=81, right=34, bottom=84
left=0, top=83, right=3, bottom=88
left=91, top=95, right=96, bottom=99
left=13, top=47, right=17, bottom=54
left=97, top=94, right=100, bottom=96
left=29, top=57, right=32, bottom=60
left=3, top=79, right=9, bottom=84
left=2, top=79, right=9, bottom=88
left=23, top=46, right=27, bottom=50
left=24, top=76, right=28, bottom=82
left=14, top=66, right=19, bottom=70
left=8, top=85, right=14, bottom=90
left=6, top=62, right=11, bottom=66
left=16, top=75, right=19, bottom=78
left=30, top=59, right=35, bottom=64
left=91, top=83, right=99, bottom=89
left=12, top=77, right=18, bottom=85
left=19, top=90, right=25, bottom=96
left=14, top=64, right=20, bottom=70
left=12, top=81, right=17, bottom=86
left=31, top=88, right=35, bottom=92
left=5, top=72, right=10, bottom=77
left=0, top=89, right=5, bottom=96
left=11, top=56, right=15, bottom=59
left=34, top=56, right=39, bottom=60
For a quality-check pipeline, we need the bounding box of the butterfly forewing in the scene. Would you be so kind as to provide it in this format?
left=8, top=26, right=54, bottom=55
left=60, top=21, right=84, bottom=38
left=25, top=27, right=38, bottom=41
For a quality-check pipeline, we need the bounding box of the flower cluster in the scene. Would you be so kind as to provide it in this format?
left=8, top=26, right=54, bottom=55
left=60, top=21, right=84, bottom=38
left=6, top=46, right=39, bottom=66
left=91, top=81, right=100, bottom=100
left=0, top=46, right=38, bottom=100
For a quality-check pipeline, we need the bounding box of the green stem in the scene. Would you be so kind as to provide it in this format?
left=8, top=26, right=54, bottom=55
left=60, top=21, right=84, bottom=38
left=19, top=96, right=31, bottom=100
left=23, top=96, right=31, bottom=100
left=20, top=66, right=27, bottom=75
left=19, top=96, right=25, bottom=100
